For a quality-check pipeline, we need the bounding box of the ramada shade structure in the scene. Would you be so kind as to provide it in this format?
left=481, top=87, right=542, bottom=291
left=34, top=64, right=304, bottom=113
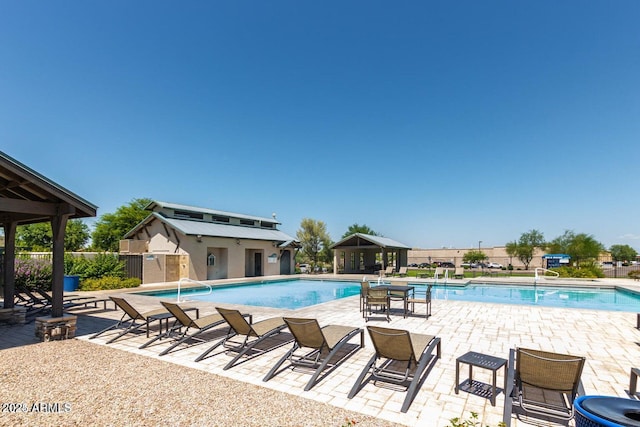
left=0, top=151, right=97, bottom=318
left=329, top=233, right=411, bottom=274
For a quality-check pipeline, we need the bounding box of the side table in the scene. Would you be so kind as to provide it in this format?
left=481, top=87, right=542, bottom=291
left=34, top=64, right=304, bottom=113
left=455, top=351, right=508, bottom=406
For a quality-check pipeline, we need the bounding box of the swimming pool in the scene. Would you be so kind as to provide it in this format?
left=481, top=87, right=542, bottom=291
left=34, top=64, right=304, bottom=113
left=136, top=278, right=640, bottom=312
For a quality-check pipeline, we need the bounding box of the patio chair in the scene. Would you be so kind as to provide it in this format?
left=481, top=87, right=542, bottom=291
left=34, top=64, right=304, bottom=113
left=502, top=347, right=586, bottom=427
left=406, top=285, right=432, bottom=318
left=434, top=267, right=445, bottom=279
left=364, top=287, right=390, bottom=322
left=194, top=307, right=290, bottom=369
left=348, top=325, right=441, bottom=413
left=140, top=301, right=236, bottom=356
left=90, top=296, right=169, bottom=344
left=263, top=317, right=364, bottom=390
left=359, top=281, right=370, bottom=312
left=453, top=267, right=465, bottom=279
left=383, top=266, right=394, bottom=277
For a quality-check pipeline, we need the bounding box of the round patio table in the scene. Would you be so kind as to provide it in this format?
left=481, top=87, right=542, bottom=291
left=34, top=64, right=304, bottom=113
left=575, top=396, right=640, bottom=427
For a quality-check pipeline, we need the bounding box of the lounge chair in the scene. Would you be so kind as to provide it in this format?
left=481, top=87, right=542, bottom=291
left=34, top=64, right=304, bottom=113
left=383, top=266, right=394, bottom=277
left=90, top=296, right=170, bottom=344
left=406, top=285, right=432, bottom=318
left=502, top=347, right=586, bottom=427
left=194, top=307, right=290, bottom=369
left=364, top=287, right=390, bottom=322
left=263, top=317, right=364, bottom=390
left=453, top=267, right=465, bottom=279
left=348, top=325, right=441, bottom=413
left=140, top=301, right=234, bottom=356
left=395, top=266, right=408, bottom=277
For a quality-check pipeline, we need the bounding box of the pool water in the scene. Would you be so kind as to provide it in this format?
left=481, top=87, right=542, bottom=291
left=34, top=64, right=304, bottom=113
left=136, top=279, right=640, bottom=312
left=137, top=279, right=360, bottom=310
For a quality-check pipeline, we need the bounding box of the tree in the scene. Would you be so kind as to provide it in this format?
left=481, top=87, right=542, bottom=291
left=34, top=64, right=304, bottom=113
left=16, top=219, right=91, bottom=251
left=296, top=218, right=332, bottom=269
left=341, top=224, right=378, bottom=239
left=91, top=198, right=153, bottom=251
left=609, top=244, right=638, bottom=263
left=462, top=250, right=487, bottom=264
left=505, top=229, right=546, bottom=270
left=547, top=230, right=604, bottom=265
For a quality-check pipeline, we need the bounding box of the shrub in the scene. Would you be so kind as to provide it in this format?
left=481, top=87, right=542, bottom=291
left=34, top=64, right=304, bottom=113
left=551, top=265, right=604, bottom=279
left=15, top=258, right=52, bottom=290
left=79, top=276, right=141, bottom=291
left=629, top=270, right=640, bottom=280
left=66, top=253, right=126, bottom=280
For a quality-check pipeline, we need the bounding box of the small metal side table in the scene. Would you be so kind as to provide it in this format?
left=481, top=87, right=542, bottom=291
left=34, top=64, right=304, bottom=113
left=455, top=351, right=508, bottom=406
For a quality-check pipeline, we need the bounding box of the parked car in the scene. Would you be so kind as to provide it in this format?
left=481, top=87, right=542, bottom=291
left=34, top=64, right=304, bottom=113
left=487, top=262, right=503, bottom=269
left=298, top=264, right=310, bottom=273
left=439, top=262, right=455, bottom=268
left=418, top=262, right=431, bottom=268
left=408, top=263, right=418, bottom=267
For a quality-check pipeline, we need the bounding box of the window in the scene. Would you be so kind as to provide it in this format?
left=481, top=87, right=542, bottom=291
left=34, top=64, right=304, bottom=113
left=207, top=253, right=215, bottom=266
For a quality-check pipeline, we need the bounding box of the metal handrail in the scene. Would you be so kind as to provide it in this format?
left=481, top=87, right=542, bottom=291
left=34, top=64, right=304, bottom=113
left=534, top=267, right=560, bottom=285
left=176, top=277, right=213, bottom=302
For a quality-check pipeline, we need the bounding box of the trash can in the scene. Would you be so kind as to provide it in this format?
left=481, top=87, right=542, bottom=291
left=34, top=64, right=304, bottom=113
left=63, top=275, right=80, bottom=292
left=575, top=396, right=640, bottom=427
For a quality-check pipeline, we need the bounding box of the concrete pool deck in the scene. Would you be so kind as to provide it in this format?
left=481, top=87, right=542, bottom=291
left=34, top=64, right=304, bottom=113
left=3, top=274, right=640, bottom=426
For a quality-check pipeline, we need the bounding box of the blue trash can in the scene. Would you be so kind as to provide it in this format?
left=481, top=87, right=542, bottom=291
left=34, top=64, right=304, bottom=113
left=575, top=396, right=640, bottom=427
left=63, top=275, right=80, bottom=292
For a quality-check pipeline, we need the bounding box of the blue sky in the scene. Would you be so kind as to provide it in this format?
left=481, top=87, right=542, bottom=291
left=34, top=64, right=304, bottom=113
left=2, top=1, right=639, bottom=250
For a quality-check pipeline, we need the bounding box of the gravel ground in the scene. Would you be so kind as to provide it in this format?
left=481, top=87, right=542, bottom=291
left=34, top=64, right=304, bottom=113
left=0, top=339, right=404, bottom=427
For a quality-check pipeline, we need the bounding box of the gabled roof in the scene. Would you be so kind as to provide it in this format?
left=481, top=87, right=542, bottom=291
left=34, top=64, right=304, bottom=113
left=330, top=233, right=411, bottom=250
left=147, top=200, right=281, bottom=225
left=125, top=212, right=296, bottom=242
left=0, top=150, right=97, bottom=224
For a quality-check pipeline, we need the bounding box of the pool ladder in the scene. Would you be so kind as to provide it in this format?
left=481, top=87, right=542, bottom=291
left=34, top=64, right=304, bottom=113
left=176, top=277, right=213, bottom=302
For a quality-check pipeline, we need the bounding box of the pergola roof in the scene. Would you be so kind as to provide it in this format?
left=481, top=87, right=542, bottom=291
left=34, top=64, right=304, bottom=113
left=1, top=150, right=97, bottom=320
left=0, top=151, right=97, bottom=224
left=330, top=233, right=411, bottom=250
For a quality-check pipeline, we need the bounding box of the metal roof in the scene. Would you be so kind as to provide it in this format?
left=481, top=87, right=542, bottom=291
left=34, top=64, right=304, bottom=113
left=147, top=201, right=280, bottom=225
left=0, top=150, right=97, bottom=224
left=125, top=212, right=296, bottom=242
left=330, top=233, right=411, bottom=250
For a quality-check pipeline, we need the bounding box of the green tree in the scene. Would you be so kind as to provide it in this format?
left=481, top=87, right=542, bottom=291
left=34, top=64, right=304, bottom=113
left=463, top=250, right=487, bottom=264
left=296, top=218, right=332, bottom=269
left=547, top=230, right=605, bottom=265
left=609, top=244, right=638, bottom=263
left=91, top=198, right=152, bottom=251
left=505, top=229, right=546, bottom=270
left=341, top=224, right=378, bottom=239
left=16, top=219, right=91, bottom=251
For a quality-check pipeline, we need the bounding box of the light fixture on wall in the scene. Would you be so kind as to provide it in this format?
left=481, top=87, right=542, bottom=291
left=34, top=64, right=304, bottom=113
left=196, top=235, right=202, bottom=242
left=236, top=239, right=241, bottom=245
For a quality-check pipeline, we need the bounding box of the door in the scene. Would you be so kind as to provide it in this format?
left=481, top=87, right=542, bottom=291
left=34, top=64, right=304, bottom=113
left=280, top=250, right=290, bottom=275
left=254, top=252, right=262, bottom=276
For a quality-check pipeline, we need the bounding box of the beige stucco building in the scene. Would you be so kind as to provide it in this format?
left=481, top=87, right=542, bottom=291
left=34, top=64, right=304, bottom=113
left=121, top=201, right=299, bottom=283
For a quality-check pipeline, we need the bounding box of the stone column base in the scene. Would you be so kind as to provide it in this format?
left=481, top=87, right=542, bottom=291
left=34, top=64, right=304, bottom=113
left=35, top=315, right=77, bottom=341
left=0, top=307, right=27, bottom=325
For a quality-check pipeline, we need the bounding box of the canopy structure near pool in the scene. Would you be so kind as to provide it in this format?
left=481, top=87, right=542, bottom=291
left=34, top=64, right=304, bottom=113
left=330, top=233, right=412, bottom=275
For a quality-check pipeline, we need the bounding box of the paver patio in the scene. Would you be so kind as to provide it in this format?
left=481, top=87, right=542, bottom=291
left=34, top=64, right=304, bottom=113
left=3, top=275, right=640, bottom=426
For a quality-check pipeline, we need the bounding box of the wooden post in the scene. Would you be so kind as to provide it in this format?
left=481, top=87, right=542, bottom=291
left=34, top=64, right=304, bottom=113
left=50, top=210, right=70, bottom=318
left=2, top=221, right=16, bottom=309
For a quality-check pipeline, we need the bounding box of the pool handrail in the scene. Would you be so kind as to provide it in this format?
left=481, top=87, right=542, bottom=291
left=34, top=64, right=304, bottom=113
left=176, top=277, right=213, bottom=302
left=534, top=268, right=560, bottom=286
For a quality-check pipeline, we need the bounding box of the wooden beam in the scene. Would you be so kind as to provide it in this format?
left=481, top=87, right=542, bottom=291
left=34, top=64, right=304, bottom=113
left=50, top=214, right=69, bottom=317
left=0, top=198, right=58, bottom=215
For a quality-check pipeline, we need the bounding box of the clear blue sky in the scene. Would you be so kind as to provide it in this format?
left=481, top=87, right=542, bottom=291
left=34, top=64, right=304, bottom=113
left=2, top=1, right=639, bottom=250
